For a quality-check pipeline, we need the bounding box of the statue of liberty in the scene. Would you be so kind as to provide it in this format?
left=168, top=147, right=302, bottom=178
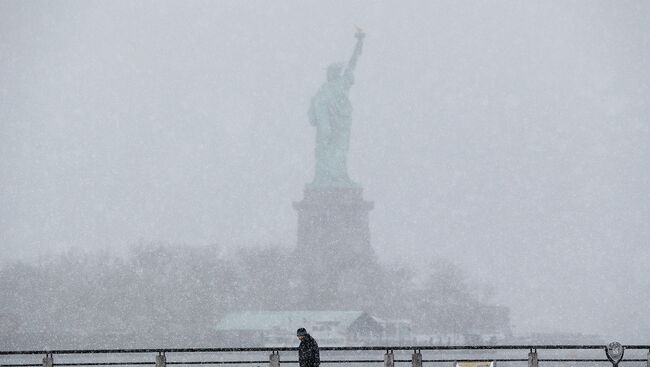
left=308, top=29, right=365, bottom=188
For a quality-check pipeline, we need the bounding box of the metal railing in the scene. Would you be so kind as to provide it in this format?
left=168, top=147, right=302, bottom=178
left=2, top=345, right=649, bottom=367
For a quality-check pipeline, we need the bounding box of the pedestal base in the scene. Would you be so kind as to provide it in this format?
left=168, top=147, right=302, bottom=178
left=294, top=187, right=373, bottom=261
left=293, top=187, right=375, bottom=308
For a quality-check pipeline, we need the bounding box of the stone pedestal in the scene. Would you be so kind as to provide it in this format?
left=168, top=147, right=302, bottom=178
left=293, top=187, right=375, bottom=307
left=294, top=187, right=373, bottom=262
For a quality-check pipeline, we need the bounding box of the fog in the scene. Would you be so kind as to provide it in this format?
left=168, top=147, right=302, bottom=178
left=1, top=1, right=649, bottom=345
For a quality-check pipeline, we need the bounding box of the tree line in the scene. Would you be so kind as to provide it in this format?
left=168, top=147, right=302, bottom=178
left=0, top=244, right=510, bottom=349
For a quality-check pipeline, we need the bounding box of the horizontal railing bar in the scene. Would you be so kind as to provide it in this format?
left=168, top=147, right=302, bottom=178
left=418, top=362, right=518, bottom=365
left=167, top=362, right=269, bottom=365
left=174, top=363, right=650, bottom=366
left=54, top=364, right=154, bottom=366
left=539, top=360, right=647, bottom=362
left=416, top=361, right=647, bottom=364
left=3, top=345, right=650, bottom=355
left=136, top=363, right=382, bottom=366
left=281, top=362, right=382, bottom=364
left=420, top=360, right=527, bottom=363
left=0, top=366, right=156, bottom=367
left=1, top=358, right=648, bottom=367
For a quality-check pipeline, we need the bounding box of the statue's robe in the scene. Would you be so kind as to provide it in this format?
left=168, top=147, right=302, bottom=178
left=308, top=73, right=355, bottom=187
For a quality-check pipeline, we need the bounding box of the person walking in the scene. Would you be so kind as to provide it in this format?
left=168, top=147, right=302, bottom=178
left=297, top=328, right=320, bottom=367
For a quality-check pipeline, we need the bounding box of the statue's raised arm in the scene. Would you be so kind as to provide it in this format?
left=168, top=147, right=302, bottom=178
left=343, top=28, right=365, bottom=84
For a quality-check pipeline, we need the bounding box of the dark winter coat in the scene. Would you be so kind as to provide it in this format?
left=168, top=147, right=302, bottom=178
left=298, top=334, right=320, bottom=367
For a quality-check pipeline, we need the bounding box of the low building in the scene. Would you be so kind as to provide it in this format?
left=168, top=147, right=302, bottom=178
left=375, top=318, right=413, bottom=345
left=215, top=311, right=384, bottom=346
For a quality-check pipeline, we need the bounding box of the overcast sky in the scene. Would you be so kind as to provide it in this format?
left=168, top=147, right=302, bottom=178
left=1, top=1, right=649, bottom=341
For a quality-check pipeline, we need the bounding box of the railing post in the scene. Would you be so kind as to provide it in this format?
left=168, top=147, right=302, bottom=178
left=156, top=352, right=166, bottom=367
left=42, top=354, right=53, bottom=367
left=528, top=349, right=538, bottom=367
left=385, top=350, right=394, bottom=367
left=270, top=351, right=280, bottom=367
left=412, top=350, right=422, bottom=367
left=646, top=350, right=649, bottom=367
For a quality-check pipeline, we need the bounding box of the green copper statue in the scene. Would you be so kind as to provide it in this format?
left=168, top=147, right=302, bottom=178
left=308, top=29, right=365, bottom=188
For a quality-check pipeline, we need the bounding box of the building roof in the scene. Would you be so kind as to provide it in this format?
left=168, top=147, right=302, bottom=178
left=215, top=311, right=367, bottom=331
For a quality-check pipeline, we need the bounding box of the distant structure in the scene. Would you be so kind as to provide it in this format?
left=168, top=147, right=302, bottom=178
left=293, top=30, right=376, bottom=306
left=215, top=311, right=405, bottom=347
